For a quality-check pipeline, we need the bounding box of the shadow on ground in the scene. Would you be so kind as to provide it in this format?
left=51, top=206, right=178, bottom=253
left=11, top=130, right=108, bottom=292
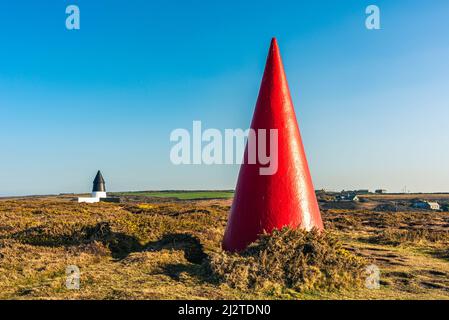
left=10, top=222, right=208, bottom=263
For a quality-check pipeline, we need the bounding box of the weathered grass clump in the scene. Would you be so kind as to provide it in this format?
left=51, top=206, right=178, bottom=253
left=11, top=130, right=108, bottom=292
left=373, top=229, right=449, bottom=246
left=209, top=228, right=367, bottom=293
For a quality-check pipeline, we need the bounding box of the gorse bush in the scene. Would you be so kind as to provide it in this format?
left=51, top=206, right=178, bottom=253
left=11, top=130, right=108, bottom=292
left=209, top=228, right=367, bottom=292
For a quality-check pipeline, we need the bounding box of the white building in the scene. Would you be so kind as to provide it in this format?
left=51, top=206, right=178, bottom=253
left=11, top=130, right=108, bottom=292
left=78, top=170, right=107, bottom=203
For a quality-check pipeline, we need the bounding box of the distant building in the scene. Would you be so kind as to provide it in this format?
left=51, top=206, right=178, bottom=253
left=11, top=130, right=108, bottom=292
left=412, top=200, right=440, bottom=211
left=336, top=193, right=359, bottom=202
left=78, top=171, right=107, bottom=203
left=375, top=189, right=387, bottom=194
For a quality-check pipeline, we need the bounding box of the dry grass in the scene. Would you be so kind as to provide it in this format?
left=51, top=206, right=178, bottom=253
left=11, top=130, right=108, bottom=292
left=372, top=229, right=449, bottom=246
left=0, top=197, right=449, bottom=299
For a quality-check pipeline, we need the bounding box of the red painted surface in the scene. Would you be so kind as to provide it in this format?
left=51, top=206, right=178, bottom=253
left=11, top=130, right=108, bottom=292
left=222, top=38, right=324, bottom=252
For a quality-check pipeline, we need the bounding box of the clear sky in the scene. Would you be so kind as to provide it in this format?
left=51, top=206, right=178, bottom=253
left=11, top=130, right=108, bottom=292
left=1, top=0, right=448, bottom=196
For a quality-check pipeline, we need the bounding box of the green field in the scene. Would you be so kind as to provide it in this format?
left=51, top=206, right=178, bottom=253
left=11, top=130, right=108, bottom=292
left=116, top=190, right=234, bottom=200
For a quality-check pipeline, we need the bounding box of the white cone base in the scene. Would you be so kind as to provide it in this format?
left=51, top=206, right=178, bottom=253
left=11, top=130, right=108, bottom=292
left=78, top=192, right=107, bottom=203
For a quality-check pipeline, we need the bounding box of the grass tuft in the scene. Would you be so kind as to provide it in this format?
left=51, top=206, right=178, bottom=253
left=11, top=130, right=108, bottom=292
left=372, top=229, right=449, bottom=246
left=208, top=228, right=367, bottom=293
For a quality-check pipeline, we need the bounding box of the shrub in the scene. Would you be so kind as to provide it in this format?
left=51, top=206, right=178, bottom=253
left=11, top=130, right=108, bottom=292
left=209, top=228, right=367, bottom=292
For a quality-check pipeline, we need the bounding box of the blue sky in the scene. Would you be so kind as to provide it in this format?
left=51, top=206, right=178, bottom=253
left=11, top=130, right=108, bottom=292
left=1, top=0, right=448, bottom=195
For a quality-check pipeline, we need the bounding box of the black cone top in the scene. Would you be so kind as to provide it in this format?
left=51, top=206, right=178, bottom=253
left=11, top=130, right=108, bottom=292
left=92, top=170, right=106, bottom=192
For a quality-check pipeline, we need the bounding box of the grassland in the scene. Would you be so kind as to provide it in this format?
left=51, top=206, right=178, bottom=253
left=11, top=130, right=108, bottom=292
left=0, top=194, right=448, bottom=300
left=361, top=193, right=449, bottom=201
left=114, top=191, right=234, bottom=200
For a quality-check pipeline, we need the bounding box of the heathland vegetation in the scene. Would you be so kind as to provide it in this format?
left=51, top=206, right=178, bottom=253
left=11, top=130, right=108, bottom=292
left=0, top=193, right=448, bottom=299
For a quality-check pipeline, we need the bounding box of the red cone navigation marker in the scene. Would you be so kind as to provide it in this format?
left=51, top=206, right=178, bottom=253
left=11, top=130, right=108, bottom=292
left=222, top=38, right=324, bottom=252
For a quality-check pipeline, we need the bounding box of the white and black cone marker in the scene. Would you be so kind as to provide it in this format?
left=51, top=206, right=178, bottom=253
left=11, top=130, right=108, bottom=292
left=78, top=170, right=107, bottom=203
